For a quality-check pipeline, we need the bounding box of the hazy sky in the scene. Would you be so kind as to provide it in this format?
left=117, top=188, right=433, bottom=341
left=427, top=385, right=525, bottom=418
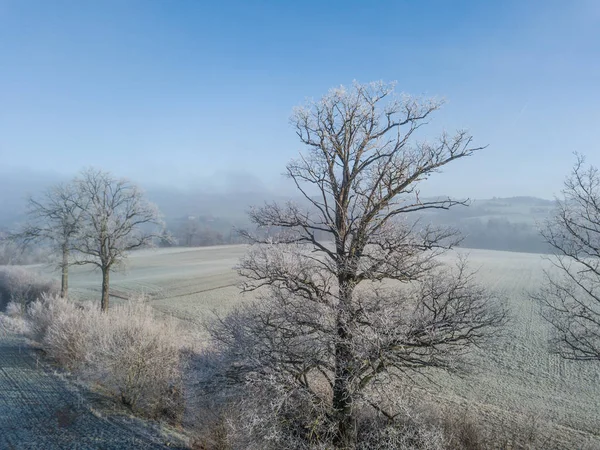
left=1, top=0, right=598, bottom=199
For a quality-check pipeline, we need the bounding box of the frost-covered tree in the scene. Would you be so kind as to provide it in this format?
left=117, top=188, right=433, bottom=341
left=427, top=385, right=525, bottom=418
left=207, top=81, right=507, bottom=449
left=178, top=217, right=201, bottom=246
left=535, top=155, right=600, bottom=361
left=73, top=168, right=163, bottom=311
left=11, top=181, right=84, bottom=298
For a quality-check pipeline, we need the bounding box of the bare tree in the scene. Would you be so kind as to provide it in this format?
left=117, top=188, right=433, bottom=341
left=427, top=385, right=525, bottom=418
left=178, top=216, right=201, bottom=246
left=73, top=168, right=163, bottom=311
left=206, top=81, right=506, bottom=448
left=10, top=182, right=83, bottom=298
left=534, top=154, right=600, bottom=361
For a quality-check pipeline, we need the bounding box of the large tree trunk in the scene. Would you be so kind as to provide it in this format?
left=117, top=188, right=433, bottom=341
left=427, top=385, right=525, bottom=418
left=101, top=267, right=110, bottom=312
left=60, top=247, right=69, bottom=298
left=333, top=340, right=356, bottom=448
left=333, top=279, right=357, bottom=449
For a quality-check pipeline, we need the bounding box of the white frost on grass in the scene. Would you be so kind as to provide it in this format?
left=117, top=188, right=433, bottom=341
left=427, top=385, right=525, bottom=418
left=23, top=244, right=600, bottom=443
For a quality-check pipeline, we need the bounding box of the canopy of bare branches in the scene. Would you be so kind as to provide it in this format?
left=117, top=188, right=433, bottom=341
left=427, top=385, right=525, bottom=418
left=207, top=81, right=506, bottom=448
left=9, top=183, right=84, bottom=297
left=72, top=168, right=163, bottom=270
left=72, top=168, right=164, bottom=310
left=10, top=168, right=164, bottom=310
left=535, top=155, right=600, bottom=361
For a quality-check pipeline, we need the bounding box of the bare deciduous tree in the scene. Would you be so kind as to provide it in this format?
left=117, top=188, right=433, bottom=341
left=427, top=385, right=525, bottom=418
left=178, top=217, right=201, bottom=247
left=207, top=81, right=506, bottom=448
left=73, top=168, right=163, bottom=311
left=10, top=182, right=83, bottom=298
left=534, top=154, right=600, bottom=361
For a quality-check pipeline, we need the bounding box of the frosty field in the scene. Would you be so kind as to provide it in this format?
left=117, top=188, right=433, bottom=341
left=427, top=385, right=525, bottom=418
left=37, top=245, right=600, bottom=446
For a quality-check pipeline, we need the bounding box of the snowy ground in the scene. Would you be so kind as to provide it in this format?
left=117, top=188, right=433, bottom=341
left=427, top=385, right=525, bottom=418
left=32, top=245, right=600, bottom=447
left=0, top=335, right=187, bottom=449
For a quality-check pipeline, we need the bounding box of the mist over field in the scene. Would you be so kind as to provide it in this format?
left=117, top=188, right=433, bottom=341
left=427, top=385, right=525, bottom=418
left=0, top=167, right=554, bottom=254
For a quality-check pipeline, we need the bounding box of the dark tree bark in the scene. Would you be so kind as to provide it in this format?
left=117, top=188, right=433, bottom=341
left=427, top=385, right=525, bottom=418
left=101, top=266, right=110, bottom=312
left=60, top=246, right=69, bottom=298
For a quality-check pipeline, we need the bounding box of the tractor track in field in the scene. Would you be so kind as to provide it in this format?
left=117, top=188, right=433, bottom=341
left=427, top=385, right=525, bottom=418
left=0, top=334, right=187, bottom=450
left=152, top=283, right=238, bottom=300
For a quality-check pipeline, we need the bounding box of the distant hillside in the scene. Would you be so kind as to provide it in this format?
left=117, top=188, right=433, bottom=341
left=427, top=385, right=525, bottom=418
left=153, top=194, right=556, bottom=254
left=418, top=197, right=555, bottom=253
left=0, top=173, right=555, bottom=254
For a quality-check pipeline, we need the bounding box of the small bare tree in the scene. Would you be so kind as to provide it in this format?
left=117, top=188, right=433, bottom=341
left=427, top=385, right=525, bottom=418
left=534, top=155, right=600, bottom=361
left=206, top=82, right=506, bottom=448
left=178, top=216, right=201, bottom=247
left=73, top=168, right=163, bottom=311
left=10, top=181, right=84, bottom=298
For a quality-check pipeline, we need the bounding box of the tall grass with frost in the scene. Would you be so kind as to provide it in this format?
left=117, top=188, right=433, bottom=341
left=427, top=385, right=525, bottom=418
left=0, top=266, right=59, bottom=310
left=25, top=293, right=188, bottom=421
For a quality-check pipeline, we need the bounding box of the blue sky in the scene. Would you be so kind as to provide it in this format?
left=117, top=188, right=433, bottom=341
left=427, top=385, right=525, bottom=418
left=0, top=0, right=598, bottom=198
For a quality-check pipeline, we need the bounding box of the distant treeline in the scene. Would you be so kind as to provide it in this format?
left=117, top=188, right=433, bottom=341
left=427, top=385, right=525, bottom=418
left=1, top=195, right=557, bottom=259
left=163, top=215, right=248, bottom=247
left=156, top=196, right=558, bottom=254
left=0, top=231, right=52, bottom=265
left=458, top=217, right=551, bottom=253
left=419, top=197, right=555, bottom=254
left=163, top=214, right=553, bottom=254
